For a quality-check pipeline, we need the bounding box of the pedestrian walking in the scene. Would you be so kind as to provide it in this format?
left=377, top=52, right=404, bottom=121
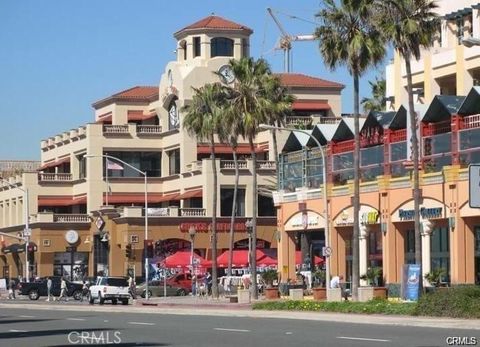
left=80, top=281, right=89, bottom=302
left=58, top=277, right=68, bottom=301
left=128, top=276, right=136, bottom=299
left=8, top=278, right=16, bottom=300
left=46, top=277, right=52, bottom=301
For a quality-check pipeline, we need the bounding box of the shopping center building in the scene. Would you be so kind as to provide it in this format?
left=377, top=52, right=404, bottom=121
left=0, top=15, right=344, bottom=281
left=276, top=0, right=480, bottom=287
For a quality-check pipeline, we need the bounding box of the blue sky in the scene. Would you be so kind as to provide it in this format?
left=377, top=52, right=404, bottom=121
left=0, top=0, right=389, bottom=160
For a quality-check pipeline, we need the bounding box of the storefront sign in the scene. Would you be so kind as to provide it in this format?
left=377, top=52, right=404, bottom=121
left=291, top=215, right=319, bottom=228
left=398, top=207, right=442, bottom=221
left=179, top=222, right=247, bottom=233
left=361, top=211, right=379, bottom=225
left=285, top=211, right=325, bottom=231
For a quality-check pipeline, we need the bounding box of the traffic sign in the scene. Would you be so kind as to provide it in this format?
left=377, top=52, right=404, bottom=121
left=469, top=164, right=480, bottom=208
left=322, top=246, right=332, bottom=257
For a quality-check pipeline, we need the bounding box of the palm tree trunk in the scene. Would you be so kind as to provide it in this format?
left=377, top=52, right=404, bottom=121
left=210, top=135, right=219, bottom=298
left=249, top=136, right=258, bottom=300
left=228, top=147, right=239, bottom=277
left=405, top=57, right=423, bottom=297
left=352, top=72, right=361, bottom=301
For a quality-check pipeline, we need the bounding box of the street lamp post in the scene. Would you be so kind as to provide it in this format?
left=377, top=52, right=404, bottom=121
left=245, top=219, right=254, bottom=294
left=188, top=226, right=196, bottom=296
left=259, top=124, right=331, bottom=290
left=0, top=178, right=30, bottom=282
left=462, top=37, right=480, bottom=47
left=85, top=154, right=149, bottom=299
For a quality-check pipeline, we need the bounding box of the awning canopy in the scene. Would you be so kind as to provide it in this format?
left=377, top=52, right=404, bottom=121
left=38, top=195, right=86, bottom=206
left=161, top=251, right=211, bottom=268
left=38, top=157, right=71, bottom=170
left=216, top=249, right=277, bottom=268
left=292, top=100, right=330, bottom=111
left=177, top=189, right=202, bottom=200
left=156, top=193, right=180, bottom=202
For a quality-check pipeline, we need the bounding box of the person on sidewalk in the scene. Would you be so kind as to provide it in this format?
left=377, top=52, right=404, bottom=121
left=8, top=278, right=16, bottom=300
left=80, top=281, right=89, bottom=302
left=58, top=277, right=68, bottom=301
left=330, top=275, right=348, bottom=300
left=46, top=277, right=52, bottom=301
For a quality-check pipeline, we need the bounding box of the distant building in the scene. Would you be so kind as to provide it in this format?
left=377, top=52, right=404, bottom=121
left=0, top=160, right=39, bottom=178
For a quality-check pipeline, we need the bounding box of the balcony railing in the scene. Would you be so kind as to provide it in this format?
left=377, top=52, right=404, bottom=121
left=256, top=160, right=276, bottom=170
left=137, top=125, right=162, bottom=135
left=220, top=160, right=247, bottom=169
left=461, top=114, right=480, bottom=130
left=38, top=173, right=73, bottom=182
left=180, top=208, right=206, bottom=217
left=53, top=214, right=91, bottom=223
left=285, top=117, right=312, bottom=127
left=103, top=125, right=129, bottom=135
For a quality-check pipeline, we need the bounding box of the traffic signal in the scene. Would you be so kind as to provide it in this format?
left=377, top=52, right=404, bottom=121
left=144, top=239, right=154, bottom=258
left=125, top=243, right=132, bottom=259
left=27, top=243, right=37, bottom=264
left=154, top=240, right=162, bottom=256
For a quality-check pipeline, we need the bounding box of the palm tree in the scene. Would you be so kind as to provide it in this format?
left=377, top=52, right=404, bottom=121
left=316, top=0, right=385, bottom=300
left=375, top=0, right=439, bottom=297
left=182, top=83, right=229, bottom=298
left=228, top=57, right=282, bottom=299
left=361, top=77, right=386, bottom=113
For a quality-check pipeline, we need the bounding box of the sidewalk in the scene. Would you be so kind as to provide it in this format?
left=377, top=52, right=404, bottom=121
left=134, top=294, right=252, bottom=310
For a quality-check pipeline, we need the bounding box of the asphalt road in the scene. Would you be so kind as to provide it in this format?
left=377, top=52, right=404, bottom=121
left=0, top=305, right=479, bottom=347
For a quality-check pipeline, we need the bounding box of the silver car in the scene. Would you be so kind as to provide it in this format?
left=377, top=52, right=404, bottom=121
left=136, top=280, right=188, bottom=298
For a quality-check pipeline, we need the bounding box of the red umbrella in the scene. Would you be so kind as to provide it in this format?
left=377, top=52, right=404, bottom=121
left=295, top=251, right=324, bottom=265
left=162, top=251, right=211, bottom=268
left=217, top=249, right=275, bottom=268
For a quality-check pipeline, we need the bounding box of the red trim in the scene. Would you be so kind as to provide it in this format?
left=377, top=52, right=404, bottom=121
left=38, top=195, right=86, bottom=206
left=331, top=140, right=354, bottom=154
left=177, top=189, right=202, bottom=200
left=127, top=110, right=156, bottom=121
left=38, top=157, right=70, bottom=170
left=292, top=100, right=330, bottom=111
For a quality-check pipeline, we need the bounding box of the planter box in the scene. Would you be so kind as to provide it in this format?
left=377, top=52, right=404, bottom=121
left=264, top=287, right=279, bottom=300
left=358, top=286, right=388, bottom=302
left=289, top=288, right=304, bottom=300
left=237, top=289, right=250, bottom=304
left=327, top=288, right=342, bottom=302
left=312, top=287, right=327, bottom=301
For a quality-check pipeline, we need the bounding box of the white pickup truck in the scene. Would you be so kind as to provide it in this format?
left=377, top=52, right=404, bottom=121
left=88, top=276, right=130, bottom=305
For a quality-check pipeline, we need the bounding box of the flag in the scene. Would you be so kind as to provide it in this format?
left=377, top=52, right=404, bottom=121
left=106, top=159, right=124, bottom=171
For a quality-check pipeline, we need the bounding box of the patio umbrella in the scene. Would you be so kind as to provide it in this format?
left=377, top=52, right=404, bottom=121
left=161, top=251, right=211, bottom=268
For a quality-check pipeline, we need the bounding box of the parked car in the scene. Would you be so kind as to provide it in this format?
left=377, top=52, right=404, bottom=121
left=88, top=276, right=130, bottom=305
left=164, top=273, right=203, bottom=293
left=136, top=280, right=188, bottom=298
left=18, top=277, right=83, bottom=300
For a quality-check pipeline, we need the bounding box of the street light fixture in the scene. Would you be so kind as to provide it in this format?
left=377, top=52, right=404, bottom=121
left=188, top=225, right=197, bottom=295
left=258, top=124, right=331, bottom=290
left=462, top=37, right=480, bottom=47
left=85, top=154, right=150, bottom=299
left=0, top=177, right=30, bottom=282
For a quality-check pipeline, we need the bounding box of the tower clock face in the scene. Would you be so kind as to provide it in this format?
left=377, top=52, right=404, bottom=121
left=218, top=65, right=235, bottom=84
left=169, top=103, right=179, bottom=128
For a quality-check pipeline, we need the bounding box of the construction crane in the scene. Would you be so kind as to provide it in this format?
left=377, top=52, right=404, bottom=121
left=267, top=7, right=316, bottom=73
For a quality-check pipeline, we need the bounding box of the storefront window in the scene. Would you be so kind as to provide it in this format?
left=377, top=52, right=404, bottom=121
left=459, top=128, right=480, bottom=150
left=368, top=231, right=383, bottom=270
left=306, top=149, right=323, bottom=189
left=430, top=226, right=450, bottom=283
left=404, top=229, right=415, bottom=264
left=220, top=188, right=245, bottom=217
left=54, top=252, right=89, bottom=281
left=459, top=150, right=480, bottom=168
left=390, top=142, right=408, bottom=178
left=332, top=152, right=353, bottom=186
left=281, top=151, right=303, bottom=192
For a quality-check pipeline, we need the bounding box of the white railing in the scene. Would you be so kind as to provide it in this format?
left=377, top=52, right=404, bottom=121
left=256, top=160, right=276, bottom=170
left=137, top=125, right=162, bottom=134
left=53, top=214, right=91, bottom=223
left=462, top=114, right=480, bottom=129
left=220, top=160, right=247, bottom=169
left=38, top=173, right=73, bottom=182
left=318, top=117, right=341, bottom=124
left=286, top=117, right=311, bottom=127
left=180, top=208, right=206, bottom=217
left=103, top=125, right=129, bottom=134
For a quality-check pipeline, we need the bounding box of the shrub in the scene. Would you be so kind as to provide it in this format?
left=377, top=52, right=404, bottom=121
left=413, top=286, right=480, bottom=319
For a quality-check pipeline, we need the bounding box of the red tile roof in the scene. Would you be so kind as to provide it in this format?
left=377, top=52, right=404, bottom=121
left=276, top=73, right=344, bottom=89
left=92, top=86, right=159, bottom=109
left=175, top=15, right=253, bottom=37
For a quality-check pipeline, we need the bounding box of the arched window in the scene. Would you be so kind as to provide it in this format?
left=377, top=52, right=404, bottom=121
left=211, top=37, right=234, bottom=57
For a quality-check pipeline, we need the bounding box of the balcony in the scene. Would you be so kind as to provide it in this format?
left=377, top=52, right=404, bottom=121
left=137, top=125, right=162, bottom=135
left=179, top=208, right=206, bottom=217
left=53, top=214, right=91, bottom=223
left=286, top=117, right=312, bottom=127
left=256, top=160, right=276, bottom=170
left=103, top=125, right=129, bottom=135
left=38, top=173, right=73, bottom=182
left=220, top=160, right=247, bottom=170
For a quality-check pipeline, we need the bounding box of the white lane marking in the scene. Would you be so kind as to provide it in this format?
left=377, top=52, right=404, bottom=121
left=19, top=315, right=35, bottom=318
left=337, top=336, right=391, bottom=343
left=9, top=329, right=27, bottom=332
left=214, top=328, right=251, bottom=333
left=128, top=322, right=155, bottom=326
left=67, top=318, right=85, bottom=321
left=104, top=320, right=109, bottom=323
left=285, top=332, right=293, bottom=335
